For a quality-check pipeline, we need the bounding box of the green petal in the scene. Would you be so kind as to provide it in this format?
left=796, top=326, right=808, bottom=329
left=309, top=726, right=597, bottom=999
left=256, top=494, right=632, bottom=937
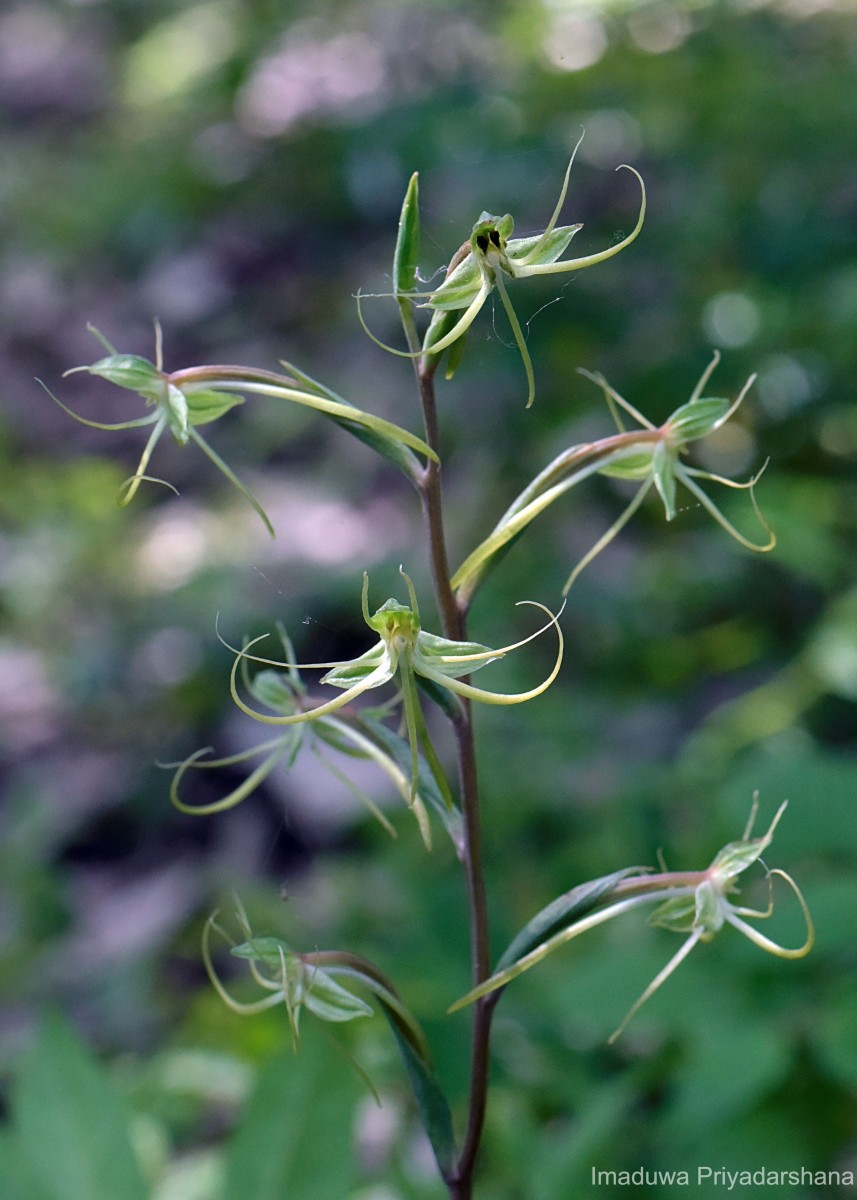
left=507, top=224, right=582, bottom=269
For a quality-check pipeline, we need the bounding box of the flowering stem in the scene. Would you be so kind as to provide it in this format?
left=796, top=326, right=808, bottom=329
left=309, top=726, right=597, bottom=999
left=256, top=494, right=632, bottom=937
left=404, top=312, right=495, bottom=1197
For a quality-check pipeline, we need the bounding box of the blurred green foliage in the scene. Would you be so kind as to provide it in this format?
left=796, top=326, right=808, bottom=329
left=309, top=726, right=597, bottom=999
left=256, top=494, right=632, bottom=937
left=1, top=0, right=856, bottom=1196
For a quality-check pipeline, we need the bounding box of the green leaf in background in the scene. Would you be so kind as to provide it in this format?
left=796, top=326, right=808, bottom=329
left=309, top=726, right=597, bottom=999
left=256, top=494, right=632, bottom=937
left=662, top=1019, right=790, bottom=1143
left=222, top=1033, right=357, bottom=1200
left=0, top=1130, right=54, bottom=1200
left=12, top=1011, right=148, bottom=1200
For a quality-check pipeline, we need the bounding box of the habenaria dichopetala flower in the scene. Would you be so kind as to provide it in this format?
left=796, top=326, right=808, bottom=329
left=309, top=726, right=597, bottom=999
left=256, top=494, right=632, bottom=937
left=167, top=626, right=463, bottom=853
left=226, top=569, right=563, bottom=819
left=42, top=324, right=437, bottom=536
left=450, top=795, right=813, bottom=1043
left=361, top=134, right=646, bottom=408
left=452, top=351, right=775, bottom=606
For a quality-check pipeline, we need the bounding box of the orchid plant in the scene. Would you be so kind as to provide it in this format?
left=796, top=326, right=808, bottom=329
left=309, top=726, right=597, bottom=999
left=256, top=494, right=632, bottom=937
left=50, top=145, right=809, bottom=1200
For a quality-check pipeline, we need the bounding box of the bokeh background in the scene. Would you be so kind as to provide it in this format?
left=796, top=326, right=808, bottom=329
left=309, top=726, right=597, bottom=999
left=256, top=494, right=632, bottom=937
left=1, top=0, right=856, bottom=1196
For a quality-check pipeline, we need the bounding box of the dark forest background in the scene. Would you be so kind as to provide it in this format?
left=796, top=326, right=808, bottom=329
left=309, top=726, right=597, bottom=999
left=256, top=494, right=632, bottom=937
left=1, top=1, right=856, bottom=1196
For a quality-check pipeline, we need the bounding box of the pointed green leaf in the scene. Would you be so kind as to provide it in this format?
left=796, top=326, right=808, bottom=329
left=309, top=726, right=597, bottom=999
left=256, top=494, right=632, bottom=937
left=394, top=172, right=421, bottom=296
left=331, top=413, right=423, bottom=480
left=14, top=1012, right=148, bottom=1200
left=0, top=1131, right=53, bottom=1200
left=380, top=1007, right=456, bottom=1174
left=359, top=713, right=465, bottom=854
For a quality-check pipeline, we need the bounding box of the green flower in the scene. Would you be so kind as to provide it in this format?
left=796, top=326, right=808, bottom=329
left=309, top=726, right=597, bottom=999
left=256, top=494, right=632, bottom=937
left=203, top=898, right=426, bottom=1056
left=42, top=324, right=437, bottom=536
left=227, top=569, right=563, bottom=810
left=569, top=351, right=775, bottom=589
left=361, top=135, right=646, bottom=407
left=451, top=796, right=813, bottom=1043
left=167, top=627, right=462, bottom=852
left=451, top=351, right=775, bottom=605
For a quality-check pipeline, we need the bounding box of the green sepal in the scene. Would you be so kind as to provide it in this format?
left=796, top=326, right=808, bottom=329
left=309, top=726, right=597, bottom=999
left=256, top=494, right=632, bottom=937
left=86, top=353, right=163, bottom=400
left=597, top=449, right=656, bottom=480
left=416, top=630, right=499, bottom=678
left=231, top=935, right=294, bottom=967
left=667, top=396, right=730, bottom=443
left=164, top=382, right=190, bottom=443
left=648, top=894, right=697, bottom=934
left=301, top=969, right=375, bottom=1023
left=708, top=835, right=772, bottom=882
left=650, top=879, right=726, bottom=943
left=394, top=172, right=421, bottom=297
left=506, top=223, right=582, bottom=268
left=690, top=879, right=725, bottom=940
left=427, top=260, right=483, bottom=312
left=185, top=387, right=246, bottom=426
left=495, top=867, right=646, bottom=973
left=651, top=439, right=677, bottom=520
